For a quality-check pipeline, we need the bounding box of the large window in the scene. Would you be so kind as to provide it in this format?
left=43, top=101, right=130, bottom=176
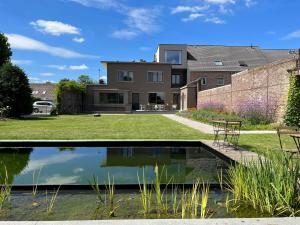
left=148, top=92, right=165, bottom=104
left=165, top=50, right=182, bottom=64
left=148, top=71, right=163, bottom=83
left=172, top=75, right=181, bottom=85
left=99, top=93, right=124, bottom=104
left=118, top=71, right=133, bottom=82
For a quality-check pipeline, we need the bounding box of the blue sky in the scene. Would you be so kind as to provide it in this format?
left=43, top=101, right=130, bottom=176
left=0, top=0, right=299, bottom=83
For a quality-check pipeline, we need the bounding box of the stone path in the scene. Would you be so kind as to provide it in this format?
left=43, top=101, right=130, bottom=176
left=0, top=218, right=298, bottom=225
left=202, top=140, right=262, bottom=165
left=163, top=114, right=276, bottom=135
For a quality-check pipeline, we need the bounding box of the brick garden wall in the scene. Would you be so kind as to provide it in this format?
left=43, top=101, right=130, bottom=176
left=197, top=58, right=297, bottom=122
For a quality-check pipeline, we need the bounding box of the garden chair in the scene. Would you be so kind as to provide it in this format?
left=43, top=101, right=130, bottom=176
left=212, top=120, right=227, bottom=146
left=276, top=126, right=300, bottom=154
left=224, top=121, right=242, bottom=148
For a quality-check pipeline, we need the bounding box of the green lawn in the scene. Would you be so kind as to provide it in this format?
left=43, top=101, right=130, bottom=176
left=0, top=114, right=296, bottom=155
left=0, top=114, right=212, bottom=140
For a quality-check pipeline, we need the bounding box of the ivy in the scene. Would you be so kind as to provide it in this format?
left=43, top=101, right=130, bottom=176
left=284, top=75, right=300, bottom=127
left=55, top=79, right=86, bottom=113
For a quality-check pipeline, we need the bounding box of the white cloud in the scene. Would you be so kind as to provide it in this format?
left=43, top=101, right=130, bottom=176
left=68, top=0, right=161, bottom=39
left=73, top=37, right=85, bottom=43
left=205, top=17, right=226, bottom=24
left=204, top=0, right=235, bottom=4
left=44, top=174, right=80, bottom=185
left=69, top=64, right=89, bottom=70
left=48, top=64, right=89, bottom=70
left=11, top=59, right=33, bottom=65
left=182, top=13, right=204, bottom=22
left=73, top=168, right=84, bottom=174
left=245, top=0, right=257, bottom=7
left=283, top=30, right=300, bottom=39
left=30, top=20, right=80, bottom=36
left=171, top=5, right=209, bottom=14
left=40, top=72, right=55, bottom=77
left=112, top=29, right=138, bottom=40
left=29, top=76, right=55, bottom=84
left=6, top=34, right=97, bottom=58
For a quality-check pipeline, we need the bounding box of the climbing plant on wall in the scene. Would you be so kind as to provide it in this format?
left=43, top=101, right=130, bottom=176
left=284, top=74, right=300, bottom=127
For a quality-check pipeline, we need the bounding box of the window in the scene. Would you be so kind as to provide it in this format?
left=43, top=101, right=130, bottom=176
left=33, top=91, right=39, bottom=94
left=99, top=93, right=124, bottom=104
left=42, top=91, right=47, bottom=94
left=214, top=60, right=223, bottom=66
left=216, top=77, right=225, bottom=86
left=239, top=60, right=248, bottom=67
left=200, top=77, right=207, bottom=86
left=148, top=92, right=165, bottom=104
left=118, top=71, right=133, bottom=81
left=148, top=71, right=163, bottom=83
left=172, top=75, right=180, bottom=85
left=165, top=50, right=182, bottom=64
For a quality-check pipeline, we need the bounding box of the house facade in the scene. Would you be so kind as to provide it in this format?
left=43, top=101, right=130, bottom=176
left=85, top=44, right=292, bottom=112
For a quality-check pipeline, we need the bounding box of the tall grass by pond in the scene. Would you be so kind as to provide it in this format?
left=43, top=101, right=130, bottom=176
left=225, top=152, right=300, bottom=216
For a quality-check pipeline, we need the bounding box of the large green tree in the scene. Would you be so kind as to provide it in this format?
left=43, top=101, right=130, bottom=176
left=0, top=33, right=12, bottom=67
left=77, top=75, right=94, bottom=85
left=0, top=63, right=33, bottom=117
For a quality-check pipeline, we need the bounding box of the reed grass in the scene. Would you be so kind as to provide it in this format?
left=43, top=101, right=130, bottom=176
left=32, top=169, right=42, bottom=198
left=137, top=169, right=152, bottom=217
left=225, top=151, right=300, bottom=216
left=105, top=173, right=119, bottom=217
left=89, top=175, right=103, bottom=203
left=45, top=186, right=60, bottom=215
left=0, top=166, right=11, bottom=211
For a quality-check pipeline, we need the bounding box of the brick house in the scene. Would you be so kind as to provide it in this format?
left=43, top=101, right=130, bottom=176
left=30, top=83, right=56, bottom=102
left=85, top=44, right=292, bottom=112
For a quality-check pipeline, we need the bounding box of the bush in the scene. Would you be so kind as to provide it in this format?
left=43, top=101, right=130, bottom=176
left=237, top=100, right=276, bottom=125
left=197, top=102, right=224, bottom=113
left=284, top=75, right=300, bottom=127
left=0, top=63, right=33, bottom=117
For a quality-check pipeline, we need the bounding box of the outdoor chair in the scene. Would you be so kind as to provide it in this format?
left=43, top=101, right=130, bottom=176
left=172, top=104, right=177, bottom=111
left=224, top=121, right=242, bottom=148
left=212, top=120, right=227, bottom=146
left=276, top=126, right=300, bottom=154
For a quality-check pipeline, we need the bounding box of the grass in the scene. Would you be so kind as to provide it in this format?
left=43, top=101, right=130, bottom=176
left=0, top=114, right=211, bottom=140
left=225, top=151, right=300, bottom=216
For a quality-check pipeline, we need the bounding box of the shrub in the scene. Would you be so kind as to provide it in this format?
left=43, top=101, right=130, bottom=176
left=197, top=102, right=224, bottom=113
left=284, top=75, right=300, bottom=127
left=0, top=63, right=33, bottom=117
left=237, top=99, right=276, bottom=125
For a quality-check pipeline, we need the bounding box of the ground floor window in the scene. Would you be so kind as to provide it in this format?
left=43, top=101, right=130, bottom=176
left=99, top=93, right=124, bottom=104
left=148, top=92, right=165, bottom=104
left=216, top=77, right=225, bottom=86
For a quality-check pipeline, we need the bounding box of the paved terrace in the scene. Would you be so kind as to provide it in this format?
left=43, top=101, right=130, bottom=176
left=0, top=218, right=298, bottom=225
left=163, top=114, right=276, bottom=135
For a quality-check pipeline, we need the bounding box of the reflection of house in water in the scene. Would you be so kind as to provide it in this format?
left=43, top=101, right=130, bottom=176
left=101, top=147, right=228, bottom=183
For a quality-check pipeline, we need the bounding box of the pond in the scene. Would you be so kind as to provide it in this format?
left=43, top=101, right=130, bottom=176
left=0, top=146, right=229, bottom=185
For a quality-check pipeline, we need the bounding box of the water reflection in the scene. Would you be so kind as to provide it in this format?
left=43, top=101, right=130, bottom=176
left=0, top=148, right=33, bottom=184
left=0, top=147, right=228, bottom=185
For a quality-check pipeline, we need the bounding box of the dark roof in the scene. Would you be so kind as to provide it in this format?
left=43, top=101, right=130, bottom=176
left=101, top=61, right=170, bottom=65
left=187, top=45, right=292, bottom=72
left=30, top=83, right=56, bottom=101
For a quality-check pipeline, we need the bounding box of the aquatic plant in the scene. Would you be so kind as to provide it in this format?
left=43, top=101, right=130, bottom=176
left=32, top=168, right=42, bottom=198
left=105, top=173, right=120, bottom=217
left=225, top=151, right=300, bottom=216
left=0, top=166, right=11, bottom=211
left=137, top=169, right=152, bottom=217
left=180, top=180, right=210, bottom=219
left=171, top=185, right=179, bottom=215
left=45, top=186, right=60, bottom=215
left=89, top=175, right=103, bottom=203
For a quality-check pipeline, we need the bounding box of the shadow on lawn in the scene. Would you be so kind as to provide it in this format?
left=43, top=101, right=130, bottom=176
left=19, top=116, right=57, bottom=121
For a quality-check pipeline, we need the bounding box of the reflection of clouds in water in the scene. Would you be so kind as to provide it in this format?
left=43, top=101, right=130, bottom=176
left=43, top=174, right=80, bottom=185
left=22, top=154, right=84, bottom=174
left=73, top=167, right=84, bottom=174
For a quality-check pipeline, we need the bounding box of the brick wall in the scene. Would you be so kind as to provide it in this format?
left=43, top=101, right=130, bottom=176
left=197, top=58, right=297, bottom=122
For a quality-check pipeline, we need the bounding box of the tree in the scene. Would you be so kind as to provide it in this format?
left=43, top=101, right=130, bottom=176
left=77, top=75, right=94, bottom=85
left=0, top=33, right=12, bottom=67
left=0, top=63, right=33, bottom=117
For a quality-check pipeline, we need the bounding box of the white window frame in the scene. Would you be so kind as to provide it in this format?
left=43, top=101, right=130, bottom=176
left=216, top=77, right=225, bottom=86
left=200, top=77, right=207, bottom=86
left=214, top=60, right=223, bottom=66
left=165, top=50, right=182, bottom=65
left=172, top=74, right=181, bottom=85
left=147, top=71, right=164, bottom=83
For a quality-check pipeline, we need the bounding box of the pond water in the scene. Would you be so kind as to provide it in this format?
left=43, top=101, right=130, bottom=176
left=0, top=146, right=229, bottom=185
